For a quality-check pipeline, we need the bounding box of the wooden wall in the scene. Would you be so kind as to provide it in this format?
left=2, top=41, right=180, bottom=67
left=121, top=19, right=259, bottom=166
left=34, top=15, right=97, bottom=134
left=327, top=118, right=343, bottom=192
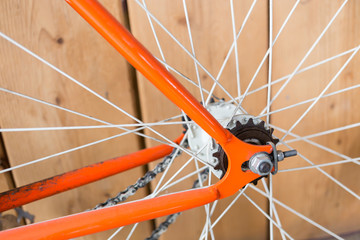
left=0, top=0, right=151, bottom=239
left=271, top=1, right=360, bottom=239
left=0, top=0, right=359, bottom=239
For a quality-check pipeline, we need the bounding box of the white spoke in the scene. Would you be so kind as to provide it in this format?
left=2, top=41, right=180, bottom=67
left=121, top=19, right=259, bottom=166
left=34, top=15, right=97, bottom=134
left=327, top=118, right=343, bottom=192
left=230, top=0, right=241, bottom=100
left=107, top=226, right=125, bottom=240
left=249, top=185, right=344, bottom=240
left=135, top=0, right=237, bottom=104
left=0, top=31, right=141, bottom=126
left=279, top=157, right=360, bottom=173
left=235, top=46, right=359, bottom=104
left=0, top=86, right=193, bottom=150
left=151, top=135, right=188, bottom=195
left=273, top=124, right=360, bottom=166
left=268, top=0, right=274, bottom=237
left=0, top=117, right=190, bottom=175
left=126, top=223, right=139, bottom=240
left=211, top=185, right=248, bottom=229
left=258, top=83, right=360, bottom=119
left=267, top=0, right=273, bottom=126
left=182, top=0, right=205, bottom=105
left=153, top=142, right=211, bottom=196
left=259, top=0, right=349, bottom=116
left=286, top=122, right=360, bottom=143
left=155, top=56, right=213, bottom=98
left=0, top=128, right=142, bottom=174
left=237, top=0, right=300, bottom=108
left=243, top=192, right=294, bottom=240
left=261, top=178, right=287, bottom=240
left=0, top=121, right=190, bottom=133
left=0, top=88, right=202, bottom=173
left=142, top=0, right=166, bottom=63
left=0, top=32, right=196, bottom=156
left=279, top=140, right=360, bottom=200
left=161, top=166, right=208, bottom=192
left=205, top=0, right=257, bottom=105
left=279, top=45, right=360, bottom=141
left=0, top=86, right=185, bottom=135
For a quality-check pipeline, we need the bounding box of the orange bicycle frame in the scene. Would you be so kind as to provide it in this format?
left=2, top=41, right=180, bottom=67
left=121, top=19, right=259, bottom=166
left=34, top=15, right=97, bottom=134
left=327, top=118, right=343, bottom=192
left=0, top=0, right=273, bottom=239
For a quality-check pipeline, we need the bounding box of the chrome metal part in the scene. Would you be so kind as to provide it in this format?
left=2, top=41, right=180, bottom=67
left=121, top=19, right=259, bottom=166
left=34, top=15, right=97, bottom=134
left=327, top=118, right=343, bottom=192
left=249, top=152, right=273, bottom=176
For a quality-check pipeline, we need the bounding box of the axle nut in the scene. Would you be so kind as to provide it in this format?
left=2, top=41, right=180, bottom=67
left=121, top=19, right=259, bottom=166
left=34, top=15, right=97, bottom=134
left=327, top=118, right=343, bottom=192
left=249, top=152, right=273, bottom=176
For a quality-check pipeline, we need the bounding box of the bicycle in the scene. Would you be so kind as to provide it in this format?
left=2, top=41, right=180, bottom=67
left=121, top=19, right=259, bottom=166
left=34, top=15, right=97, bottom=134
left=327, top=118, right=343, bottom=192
left=0, top=0, right=359, bottom=239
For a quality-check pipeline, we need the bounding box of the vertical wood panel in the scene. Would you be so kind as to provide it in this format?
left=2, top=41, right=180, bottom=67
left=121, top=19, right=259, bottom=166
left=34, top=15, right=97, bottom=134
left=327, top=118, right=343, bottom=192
left=272, top=0, right=360, bottom=239
left=128, top=1, right=269, bottom=239
left=0, top=0, right=151, bottom=239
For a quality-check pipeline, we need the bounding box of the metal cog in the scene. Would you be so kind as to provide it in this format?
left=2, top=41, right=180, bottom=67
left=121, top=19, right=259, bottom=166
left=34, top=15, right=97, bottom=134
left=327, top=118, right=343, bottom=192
left=213, top=116, right=279, bottom=180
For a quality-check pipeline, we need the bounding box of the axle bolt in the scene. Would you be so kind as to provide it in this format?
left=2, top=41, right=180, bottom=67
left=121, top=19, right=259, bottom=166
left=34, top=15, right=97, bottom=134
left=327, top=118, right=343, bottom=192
left=249, top=152, right=273, bottom=176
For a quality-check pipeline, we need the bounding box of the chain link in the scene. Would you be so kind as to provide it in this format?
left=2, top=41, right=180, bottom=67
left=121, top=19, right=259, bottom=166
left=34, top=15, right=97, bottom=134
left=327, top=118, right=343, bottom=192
left=91, top=136, right=211, bottom=240
left=92, top=141, right=186, bottom=210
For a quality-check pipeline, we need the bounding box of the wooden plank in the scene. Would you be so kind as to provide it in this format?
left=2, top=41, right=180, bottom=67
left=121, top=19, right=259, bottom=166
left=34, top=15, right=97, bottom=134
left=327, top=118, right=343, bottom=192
left=0, top=0, right=151, bottom=239
left=128, top=1, right=269, bottom=239
left=271, top=0, right=360, bottom=239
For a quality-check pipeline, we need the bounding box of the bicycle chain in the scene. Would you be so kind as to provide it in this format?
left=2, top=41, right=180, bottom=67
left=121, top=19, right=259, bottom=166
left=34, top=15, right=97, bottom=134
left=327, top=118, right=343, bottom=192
left=92, top=141, right=186, bottom=210
left=91, top=137, right=211, bottom=239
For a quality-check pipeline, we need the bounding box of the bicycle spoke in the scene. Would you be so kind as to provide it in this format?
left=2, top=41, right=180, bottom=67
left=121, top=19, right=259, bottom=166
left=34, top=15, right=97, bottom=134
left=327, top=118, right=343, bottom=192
left=155, top=56, right=214, bottom=97
left=249, top=185, right=344, bottom=240
left=107, top=226, right=125, bottom=240
left=126, top=222, right=139, bottom=240
left=0, top=121, right=189, bottom=133
left=236, top=0, right=300, bottom=109
left=259, top=0, right=349, bottom=116
left=140, top=0, right=201, bottom=110
left=273, top=124, right=360, bottom=166
left=194, top=159, right=215, bottom=240
left=0, top=117, right=192, bottom=175
left=267, top=1, right=274, bottom=237
left=279, top=45, right=360, bottom=141
left=285, top=122, right=360, bottom=144
left=153, top=142, right=210, bottom=196
left=230, top=0, right=241, bottom=101
left=261, top=178, right=287, bottom=240
left=206, top=0, right=257, bottom=105
left=0, top=32, right=194, bottom=153
left=279, top=157, right=360, bottom=173
left=210, top=185, right=248, bottom=229
left=0, top=31, right=140, bottom=125
left=182, top=0, right=205, bottom=105
left=243, top=192, right=294, bottom=240
left=235, top=46, right=359, bottom=104
left=0, top=86, right=185, bottom=134
left=258, top=83, right=360, bottom=119
left=280, top=141, right=360, bottom=200
left=161, top=165, right=208, bottom=192
left=136, top=0, right=237, bottom=104
left=0, top=87, right=191, bottom=150
left=0, top=128, right=143, bottom=174
left=151, top=136, right=187, bottom=195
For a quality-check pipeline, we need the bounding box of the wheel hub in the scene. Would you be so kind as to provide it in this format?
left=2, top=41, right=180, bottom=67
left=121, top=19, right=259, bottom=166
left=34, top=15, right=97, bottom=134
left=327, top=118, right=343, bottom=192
left=186, top=100, right=279, bottom=179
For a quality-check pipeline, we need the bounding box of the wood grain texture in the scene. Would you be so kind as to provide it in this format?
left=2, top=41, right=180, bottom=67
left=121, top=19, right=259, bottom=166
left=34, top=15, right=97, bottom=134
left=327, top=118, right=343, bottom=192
left=0, top=0, right=151, bottom=239
left=128, top=0, right=269, bottom=239
left=271, top=0, right=360, bottom=239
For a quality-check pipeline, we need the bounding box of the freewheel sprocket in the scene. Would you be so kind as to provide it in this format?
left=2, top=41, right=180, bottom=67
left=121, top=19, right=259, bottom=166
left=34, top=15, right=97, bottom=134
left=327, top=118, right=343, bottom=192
left=213, top=115, right=279, bottom=179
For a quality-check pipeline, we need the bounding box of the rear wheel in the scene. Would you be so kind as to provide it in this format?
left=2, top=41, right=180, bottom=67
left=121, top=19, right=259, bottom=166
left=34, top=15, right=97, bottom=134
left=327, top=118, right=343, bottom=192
left=0, top=0, right=359, bottom=239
